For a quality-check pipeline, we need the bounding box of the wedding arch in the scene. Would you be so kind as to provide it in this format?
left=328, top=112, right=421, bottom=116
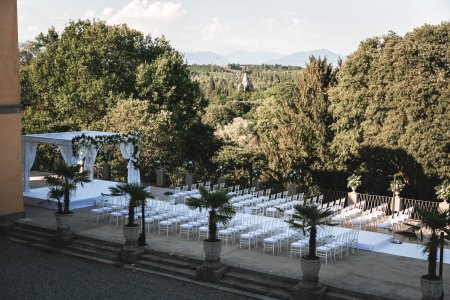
left=22, top=131, right=140, bottom=192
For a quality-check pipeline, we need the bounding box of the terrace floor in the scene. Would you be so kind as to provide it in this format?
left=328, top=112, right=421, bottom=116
left=19, top=196, right=450, bottom=300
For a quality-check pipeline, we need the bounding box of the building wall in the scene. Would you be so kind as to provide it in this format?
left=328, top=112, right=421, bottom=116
left=0, top=0, right=24, bottom=221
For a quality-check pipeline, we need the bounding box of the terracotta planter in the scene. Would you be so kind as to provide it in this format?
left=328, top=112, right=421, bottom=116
left=301, top=257, right=321, bottom=282
left=420, top=276, right=443, bottom=300
left=123, top=225, right=140, bottom=248
left=203, top=240, right=222, bottom=261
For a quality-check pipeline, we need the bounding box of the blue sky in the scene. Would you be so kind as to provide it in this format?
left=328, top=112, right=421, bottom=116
left=18, top=0, right=449, bottom=55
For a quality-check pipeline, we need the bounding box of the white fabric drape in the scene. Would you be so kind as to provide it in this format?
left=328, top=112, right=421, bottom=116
left=79, top=146, right=98, bottom=180
left=58, top=144, right=79, bottom=166
left=120, top=142, right=140, bottom=184
left=23, top=141, right=38, bottom=192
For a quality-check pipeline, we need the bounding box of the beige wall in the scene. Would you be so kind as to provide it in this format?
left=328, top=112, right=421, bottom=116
left=0, top=0, right=24, bottom=219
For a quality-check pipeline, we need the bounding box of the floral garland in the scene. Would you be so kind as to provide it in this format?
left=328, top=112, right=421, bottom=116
left=71, top=132, right=141, bottom=168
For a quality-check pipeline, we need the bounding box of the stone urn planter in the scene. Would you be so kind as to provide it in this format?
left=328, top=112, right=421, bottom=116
left=251, top=179, right=261, bottom=191
left=185, top=172, right=195, bottom=186
left=156, top=169, right=167, bottom=187
left=123, top=225, right=140, bottom=249
left=54, top=212, right=75, bottom=245
left=217, top=176, right=226, bottom=185
left=102, top=163, right=111, bottom=180
left=301, top=257, right=321, bottom=281
left=203, top=240, right=222, bottom=261
left=287, top=185, right=299, bottom=197
left=420, top=276, right=443, bottom=300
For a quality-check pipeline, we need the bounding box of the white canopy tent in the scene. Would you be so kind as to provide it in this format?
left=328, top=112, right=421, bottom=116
left=22, top=131, right=140, bottom=192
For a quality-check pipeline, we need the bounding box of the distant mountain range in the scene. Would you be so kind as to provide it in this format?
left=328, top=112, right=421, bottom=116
left=183, top=49, right=346, bottom=66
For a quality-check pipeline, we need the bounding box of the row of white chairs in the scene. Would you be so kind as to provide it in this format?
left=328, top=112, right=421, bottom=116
left=351, top=203, right=387, bottom=230
left=376, top=207, right=415, bottom=233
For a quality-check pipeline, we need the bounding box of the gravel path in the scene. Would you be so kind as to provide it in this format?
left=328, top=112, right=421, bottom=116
left=0, top=237, right=250, bottom=300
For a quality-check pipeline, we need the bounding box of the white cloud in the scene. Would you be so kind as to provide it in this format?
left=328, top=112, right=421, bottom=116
left=27, top=25, right=38, bottom=32
left=202, top=18, right=229, bottom=40
left=101, top=7, right=113, bottom=18
left=83, top=10, right=95, bottom=19
left=107, top=0, right=186, bottom=35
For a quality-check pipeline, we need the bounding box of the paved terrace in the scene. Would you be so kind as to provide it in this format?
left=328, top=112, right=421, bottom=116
left=19, top=200, right=450, bottom=300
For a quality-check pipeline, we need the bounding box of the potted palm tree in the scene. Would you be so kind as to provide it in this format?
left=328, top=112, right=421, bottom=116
left=108, top=183, right=151, bottom=251
left=397, top=207, right=449, bottom=300
left=45, top=163, right=90, bottom=241
left=287, top=204, right=334, bottom=299
left=186, top=186, right=236, bottom=282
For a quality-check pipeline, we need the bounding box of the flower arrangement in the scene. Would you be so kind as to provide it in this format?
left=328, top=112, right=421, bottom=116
left=389, top=179, right=405, bottom=193
left=184, top=160, right=195, bottom=172
left=252, top=167, right=262, bottom=179
left=347, top=174, right=361, bottom=190
left=72, top=132, right=141, bottom=168
left=154, top=157, right=166, bottom=169
left=435, top=182, right=450, bottom=202
left=286, top=170, right=299, bottom=183
left=216, top=164, right=227, bottom=175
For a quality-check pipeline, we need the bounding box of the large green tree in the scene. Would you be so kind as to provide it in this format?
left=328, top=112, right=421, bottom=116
left=21, top=20, right=204, bottom=134
left=329, top=22, right=449, bottom=197
left=255, top=57, right=336, bottom=187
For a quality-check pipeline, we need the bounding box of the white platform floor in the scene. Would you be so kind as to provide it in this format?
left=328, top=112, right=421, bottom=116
left=23, top=180, right=120, bottom=210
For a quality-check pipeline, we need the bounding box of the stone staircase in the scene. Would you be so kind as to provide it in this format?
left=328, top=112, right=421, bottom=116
left=4, top=222, right=392, bottom=300
left=6, top=222, right=55, bottom=245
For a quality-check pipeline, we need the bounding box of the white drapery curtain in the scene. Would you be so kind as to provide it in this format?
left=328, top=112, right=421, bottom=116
left=57, top=144, right=79, bottom=166
left=120, top=142, right=140, bottom=184
left=79, top=146, right=98, bottom=180
left=23, top=141, right=38, bottom=192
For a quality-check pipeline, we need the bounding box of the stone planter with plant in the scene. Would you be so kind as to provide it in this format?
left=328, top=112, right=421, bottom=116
left=286, top=204, right=335, bottom=300
left=397, top=207, right=449, bottom=300
left=109, top=183, right=151, bottom=263
left=186, top=186, right=236, bottom=282
left=45, top=163, right=90, bottom=245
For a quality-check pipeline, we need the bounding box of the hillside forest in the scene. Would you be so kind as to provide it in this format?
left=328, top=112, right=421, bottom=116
left=20, top=20, right=449, bottom=200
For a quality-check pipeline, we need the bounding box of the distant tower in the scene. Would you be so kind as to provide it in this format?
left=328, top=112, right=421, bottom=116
left=239, top=73, right=253, bottom=92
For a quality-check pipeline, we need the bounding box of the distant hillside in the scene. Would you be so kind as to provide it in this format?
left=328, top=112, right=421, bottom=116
left=183, top=49, right=345, bottom=66
left=224, top=51, right=284, bottom=64
left=265, top=49, right=345, bottom=66
left=183, top=51, right=229, bottom=65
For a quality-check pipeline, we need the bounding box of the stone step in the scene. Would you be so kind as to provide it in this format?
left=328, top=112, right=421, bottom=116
left=66, top=244, right=119, bottom=261
left=7, top=229, right=53, bottom=244
left=325, top=291, right=369, bottom=300
left=224, top=270, right=295, bottom=291
left=220, top=278, right=293, bottom=299
left=10, top=225, right=54, bottom=238
left=14, top=221, right=55, bottom=234
left=325, top=286, right=388, bottom=300
left=144, top=248, right=204, bottom=265
left=140, top=254, right=198, bottom=270
left=71, top=238, right=122, bottom=253
left=135, top=259, right=197, bottom=280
